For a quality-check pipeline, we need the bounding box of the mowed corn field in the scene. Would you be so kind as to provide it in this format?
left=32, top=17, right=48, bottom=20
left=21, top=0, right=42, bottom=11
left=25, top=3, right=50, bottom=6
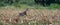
left=0, top=7, right=60, bottom=25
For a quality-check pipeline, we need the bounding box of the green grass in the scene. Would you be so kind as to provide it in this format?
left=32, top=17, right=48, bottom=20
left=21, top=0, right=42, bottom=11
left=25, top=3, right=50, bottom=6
left=58, top=21, right=60, bottom=25
left=48, top=4, right=60, bottom=10
left=0, top=21, right=60, bottom=25
left=0, top=0, right=60, bottom=10
left=11, top=3, right=60, bottom=10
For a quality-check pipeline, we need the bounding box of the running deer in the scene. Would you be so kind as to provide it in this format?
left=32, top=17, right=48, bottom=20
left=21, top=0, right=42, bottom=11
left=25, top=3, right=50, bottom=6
left=19, top=8, right=29, bottom=16
left=11, top=8, right=29, bottom=23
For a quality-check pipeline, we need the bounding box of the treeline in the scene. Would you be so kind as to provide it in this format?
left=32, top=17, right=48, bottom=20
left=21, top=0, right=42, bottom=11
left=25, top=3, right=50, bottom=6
left=0, top=0, right=20, bottom=6
left=0, top=0, right=60, bottom=7
left=34, top=0, right=60, bottom=6
left=0, top=0, right=34, bottom=7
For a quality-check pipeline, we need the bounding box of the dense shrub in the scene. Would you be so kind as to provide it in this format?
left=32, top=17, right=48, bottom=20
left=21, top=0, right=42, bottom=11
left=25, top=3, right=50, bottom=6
left=34, top=0, right=60, bottom=6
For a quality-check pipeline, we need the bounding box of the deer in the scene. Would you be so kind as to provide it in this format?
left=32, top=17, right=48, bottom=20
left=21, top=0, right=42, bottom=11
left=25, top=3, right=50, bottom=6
left=10, top=8, right=29, bottom=24
left=19, top=8, right=29, bottom=16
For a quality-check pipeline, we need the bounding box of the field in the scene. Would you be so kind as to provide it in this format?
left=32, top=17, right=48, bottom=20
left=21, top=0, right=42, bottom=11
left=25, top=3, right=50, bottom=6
left=0, top=6, right=60, bottom=25
left=0, top=0, right=60, bottom=25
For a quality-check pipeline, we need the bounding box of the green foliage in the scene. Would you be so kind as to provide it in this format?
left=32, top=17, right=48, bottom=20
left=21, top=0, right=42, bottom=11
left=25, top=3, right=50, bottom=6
left=0, top=22, right=4, bottom=25
left=0, top=0, right=60, bottom=10
left=0, top=0, right=21, bottom=6
left=48, top=4, right=60, bottom=10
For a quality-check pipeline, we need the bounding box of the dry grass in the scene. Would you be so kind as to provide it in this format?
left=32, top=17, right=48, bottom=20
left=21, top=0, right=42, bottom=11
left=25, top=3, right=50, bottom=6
left=0, top=6, right=60, bottom=25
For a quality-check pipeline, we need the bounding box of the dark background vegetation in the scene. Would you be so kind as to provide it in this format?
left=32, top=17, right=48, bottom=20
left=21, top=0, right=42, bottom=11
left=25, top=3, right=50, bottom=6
left=0, top=0, right=34, bottom=6
left=0, top=0, right=60, bottom=9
